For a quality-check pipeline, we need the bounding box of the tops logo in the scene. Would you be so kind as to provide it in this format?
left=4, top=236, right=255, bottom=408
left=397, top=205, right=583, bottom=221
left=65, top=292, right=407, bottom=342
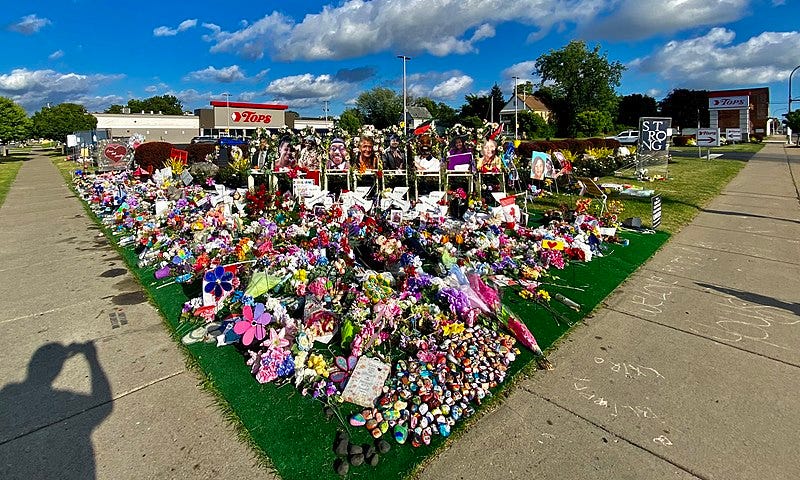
left=231, top=111, right=273, bottom=124
left=709, top=95, right=749, bottom=109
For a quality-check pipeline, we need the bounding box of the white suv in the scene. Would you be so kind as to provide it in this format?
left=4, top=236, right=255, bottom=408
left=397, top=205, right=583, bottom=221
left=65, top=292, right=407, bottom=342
left=608, top=130, right=639, bottom=144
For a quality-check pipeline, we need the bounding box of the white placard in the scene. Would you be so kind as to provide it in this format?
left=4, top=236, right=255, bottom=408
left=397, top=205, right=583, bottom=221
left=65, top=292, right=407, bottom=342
left=696, top=128, right=720, bottom=147
left=725, top=128, right=742, bottom=142
left=708, top=96, right=748, bottom=110
left=341, top=356, right=391, bottom=408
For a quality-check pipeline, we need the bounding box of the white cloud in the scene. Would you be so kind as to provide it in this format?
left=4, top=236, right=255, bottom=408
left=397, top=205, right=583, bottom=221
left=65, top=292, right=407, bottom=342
left=48, top=50, right=64, bottom=60
left=184, top=65, right=247, bottom=83
left=431, top=75, right=474, bottom=99
left=265, top=73, right=348, bottom=101
left=583, top=0, right=750, bottom=40
left=144, top=82, right=170, bottom=93
left=0, top=68, right=124, bottom=112
left=8, top=14, right=51, bottom=35
left=204, top=0, right=605, bottom=61
left=636, top=28, right=800, bottom=87
left=153, top=18, right=198, bottom=37
left=501, top=61, right=539, bottom=83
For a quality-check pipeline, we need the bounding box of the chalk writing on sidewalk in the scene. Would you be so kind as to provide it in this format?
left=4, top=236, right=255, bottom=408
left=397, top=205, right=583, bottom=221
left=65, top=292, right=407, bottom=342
left=653, top=435, right=673, bottom=447
left=628, top=274, right=678, bottom=317
left=656, top=246, right=717, bottom=276
left=572, top=378, right=658, bottom=420
left=593, top=356, right=666, bottom=380
left=684, top=296, right=799, bottom=351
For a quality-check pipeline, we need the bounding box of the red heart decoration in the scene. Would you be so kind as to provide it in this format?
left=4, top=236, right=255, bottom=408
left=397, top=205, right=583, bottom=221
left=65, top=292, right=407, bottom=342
left=104, top=144, right=127, bottom=164
left=546, top=241, right=558, bottom=249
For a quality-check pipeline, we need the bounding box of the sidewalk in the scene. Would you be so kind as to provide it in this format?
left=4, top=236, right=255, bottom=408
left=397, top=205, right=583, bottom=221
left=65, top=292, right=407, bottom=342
left=0, top=153, right=270, bottom=479
left=1, top=145, right=798, bottom=479
left=421, top=142, right=800, bottom=479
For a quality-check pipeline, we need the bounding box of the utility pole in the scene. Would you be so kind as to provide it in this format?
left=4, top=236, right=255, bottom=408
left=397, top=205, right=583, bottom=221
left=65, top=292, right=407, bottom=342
left=323, top=100, right=329, bottom=122
left=512, top=76, right=520, bottom=140
left=398, top=55, right=410, bottom=136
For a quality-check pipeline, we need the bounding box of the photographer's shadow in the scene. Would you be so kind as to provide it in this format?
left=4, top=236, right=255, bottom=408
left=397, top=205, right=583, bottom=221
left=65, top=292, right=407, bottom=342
left=0, top=342, right=112, bottom=480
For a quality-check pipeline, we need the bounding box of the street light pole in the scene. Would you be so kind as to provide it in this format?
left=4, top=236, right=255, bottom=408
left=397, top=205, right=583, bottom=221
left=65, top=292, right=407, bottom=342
left=512, top=76, right=520, bottom=140
left=789, top=65, right=800, bottom=114
left=398, top=55, right=410, bottom=136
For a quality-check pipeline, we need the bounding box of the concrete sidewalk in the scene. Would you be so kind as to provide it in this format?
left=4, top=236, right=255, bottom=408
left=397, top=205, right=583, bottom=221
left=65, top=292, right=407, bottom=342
left=2, top=144, right=798, bottom=480
left=0, top=153, right=270, bottom=479
left=422, top=142, right=800, bottom=479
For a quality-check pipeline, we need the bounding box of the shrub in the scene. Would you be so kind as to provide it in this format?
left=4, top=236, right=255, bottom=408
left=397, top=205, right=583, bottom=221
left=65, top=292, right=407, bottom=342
left=186, top=143, right=217, bottom=164
left=134, top=141, right=174, bottom=173
left=672, top=135, right=693, bottom=146
left=750, top=134, right=764, bottom=143
left=603, top=138, right=621, bottom=149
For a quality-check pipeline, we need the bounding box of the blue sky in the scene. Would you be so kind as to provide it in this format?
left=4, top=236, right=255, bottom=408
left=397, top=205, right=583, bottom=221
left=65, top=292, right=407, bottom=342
left=1, top=0, right=798, bottom=118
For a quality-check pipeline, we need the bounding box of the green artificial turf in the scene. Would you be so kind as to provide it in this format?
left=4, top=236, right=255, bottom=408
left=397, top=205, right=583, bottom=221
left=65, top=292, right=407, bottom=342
left=55, top=150, right=671, bottom=479
left=107, top=224, right=668, bottom=480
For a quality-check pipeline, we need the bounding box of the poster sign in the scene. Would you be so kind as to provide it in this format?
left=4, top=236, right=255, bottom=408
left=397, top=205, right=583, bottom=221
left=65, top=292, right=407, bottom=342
left=66, top=134, right=78, bottom=148
left=696, top=128, right=720, bottom=147
left=652, top=195, right=662, bottom=229
left=103, top=143, right=128, bottom=165
left=725, top=128, right=742, bottom=143
left=341, top=356, right=391, bottom=408
left=709, top=96, right=748, bottom=110
left=638, top=117, right=672, bottom=153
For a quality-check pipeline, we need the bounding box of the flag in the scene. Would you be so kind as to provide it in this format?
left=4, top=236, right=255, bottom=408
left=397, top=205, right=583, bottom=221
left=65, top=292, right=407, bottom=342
left=413, top=120, right=433, bottom=136
left=488, top=123, right=504, bottom=140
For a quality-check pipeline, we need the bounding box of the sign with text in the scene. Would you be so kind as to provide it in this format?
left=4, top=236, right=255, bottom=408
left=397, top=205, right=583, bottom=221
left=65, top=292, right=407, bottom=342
left=725, top=128, right=742, bottom=142
left=708, top=95, right=749, bottom=110
left=696, top=128, right=720, bottom=147
left=213, top=106, right=284, bottom=128
left=638, top=117, right=672, bottom=153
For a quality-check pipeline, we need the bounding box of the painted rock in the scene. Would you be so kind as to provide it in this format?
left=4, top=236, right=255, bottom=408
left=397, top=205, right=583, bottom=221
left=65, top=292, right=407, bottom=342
left=349, top=413, right=366, bottom=427
left=394, top=424, right=408, bottom=444
left=439, top=423, right=451, bottom=437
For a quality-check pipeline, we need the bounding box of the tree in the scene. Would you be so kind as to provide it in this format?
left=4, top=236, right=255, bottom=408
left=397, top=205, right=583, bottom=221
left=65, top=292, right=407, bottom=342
left=513, top=81, right=534, bottom=97
left=106, top=95, right=185, bottom=115
left=337, top=108, right=363, bottom=135
left=31, top=103, right=97, bottom=141
left=518, top=111, right=556, bottom=139
left=658, top=89, right=709, bottom=131
left=534, top=40, right=625, bottom=136
left=616, top=94, right=658, bottom=128
left=355, top=87, right=402, bottom=129
left=574, top=110, right=614, bottom=137
left=458, top=83, right=504, bottom=123
left=0, top=97, right=31, bottom=143
left=784, top=111, right=800, bottom=137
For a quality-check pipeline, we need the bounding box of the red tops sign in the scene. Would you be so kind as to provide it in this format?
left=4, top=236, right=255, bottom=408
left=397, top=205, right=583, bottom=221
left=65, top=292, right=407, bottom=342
left=231, top=111, right=272, bottom=124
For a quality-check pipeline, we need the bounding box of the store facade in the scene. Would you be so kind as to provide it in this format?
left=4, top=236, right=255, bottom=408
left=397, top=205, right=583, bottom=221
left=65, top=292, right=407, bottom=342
left=196, top=101, right=289, bottom=138
left=708, top=87, right=769, bottom=138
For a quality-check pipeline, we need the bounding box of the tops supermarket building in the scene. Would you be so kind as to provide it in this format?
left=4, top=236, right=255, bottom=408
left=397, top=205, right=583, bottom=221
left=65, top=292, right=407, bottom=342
left=195, top=101, right=288, bottom=138
left=708, top=87, right=770, bottom=137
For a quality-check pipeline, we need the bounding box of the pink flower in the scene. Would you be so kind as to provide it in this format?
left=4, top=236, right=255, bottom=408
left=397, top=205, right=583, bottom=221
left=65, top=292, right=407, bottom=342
left=266, top=327, right=290, bottom=350
left=233, top=303, right=272, bottom=346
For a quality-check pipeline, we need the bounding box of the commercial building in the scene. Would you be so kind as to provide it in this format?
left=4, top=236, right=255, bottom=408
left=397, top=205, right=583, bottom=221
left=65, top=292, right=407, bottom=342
left=708, top=87, right=769, bottom=137
left=93, top=111, right=200, bottom=144
left=195, top=101, right=288, bottom=138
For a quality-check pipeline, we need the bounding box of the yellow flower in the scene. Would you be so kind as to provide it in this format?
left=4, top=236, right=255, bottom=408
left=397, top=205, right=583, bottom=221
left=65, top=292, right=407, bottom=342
left=442, top=322, right=465, bottom=336
left=519, top=290, right=534, bottom=300
left=308, top=354, right=329, bottom=377
left=537, top=290, right=551, bottom=302
left=294, top=269, right=307, bottom=282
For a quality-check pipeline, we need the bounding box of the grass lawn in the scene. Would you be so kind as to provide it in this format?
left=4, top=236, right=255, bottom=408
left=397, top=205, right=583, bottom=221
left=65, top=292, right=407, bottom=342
left=533, top=155, right=747, bottom=234
left=0, top=154, right=25, bottom=208
left=49, top=148, right=748, bottom=479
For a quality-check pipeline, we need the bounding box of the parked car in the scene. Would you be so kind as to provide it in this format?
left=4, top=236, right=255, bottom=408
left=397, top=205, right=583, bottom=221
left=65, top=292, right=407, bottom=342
left=607, top=130, right=639, bottom=144
left=190, top=136, right=218, bottom=145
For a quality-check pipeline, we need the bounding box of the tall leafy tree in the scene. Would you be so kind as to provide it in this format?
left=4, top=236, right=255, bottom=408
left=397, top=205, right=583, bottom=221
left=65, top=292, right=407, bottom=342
left=31, top=103, right=97, bottom=141
left=616, top=94, right=658, bottom=128
left=105, top=95, right=185, bottom=115
left=458, top=84, right=504, bottom=123
left=783, top=111, right=800, bottom=137
left=337, top=108, right=364, bottom=135
left=355, top=87, right=402, bottom=129
left=534, top=40, right=625, bottom=136
left=658, top=89, right=709, bottom=130
left=518, top=110, right=556, bottom=139
left=0, top=97, right=31, bottom=143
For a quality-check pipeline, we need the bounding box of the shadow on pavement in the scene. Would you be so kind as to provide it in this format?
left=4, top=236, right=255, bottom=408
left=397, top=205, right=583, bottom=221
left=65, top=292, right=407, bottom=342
left=700, top=207, right=800, bottom=225
left=0, top=342, right=112, bottom=480
left=696, top=282, right=800, bottom=316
